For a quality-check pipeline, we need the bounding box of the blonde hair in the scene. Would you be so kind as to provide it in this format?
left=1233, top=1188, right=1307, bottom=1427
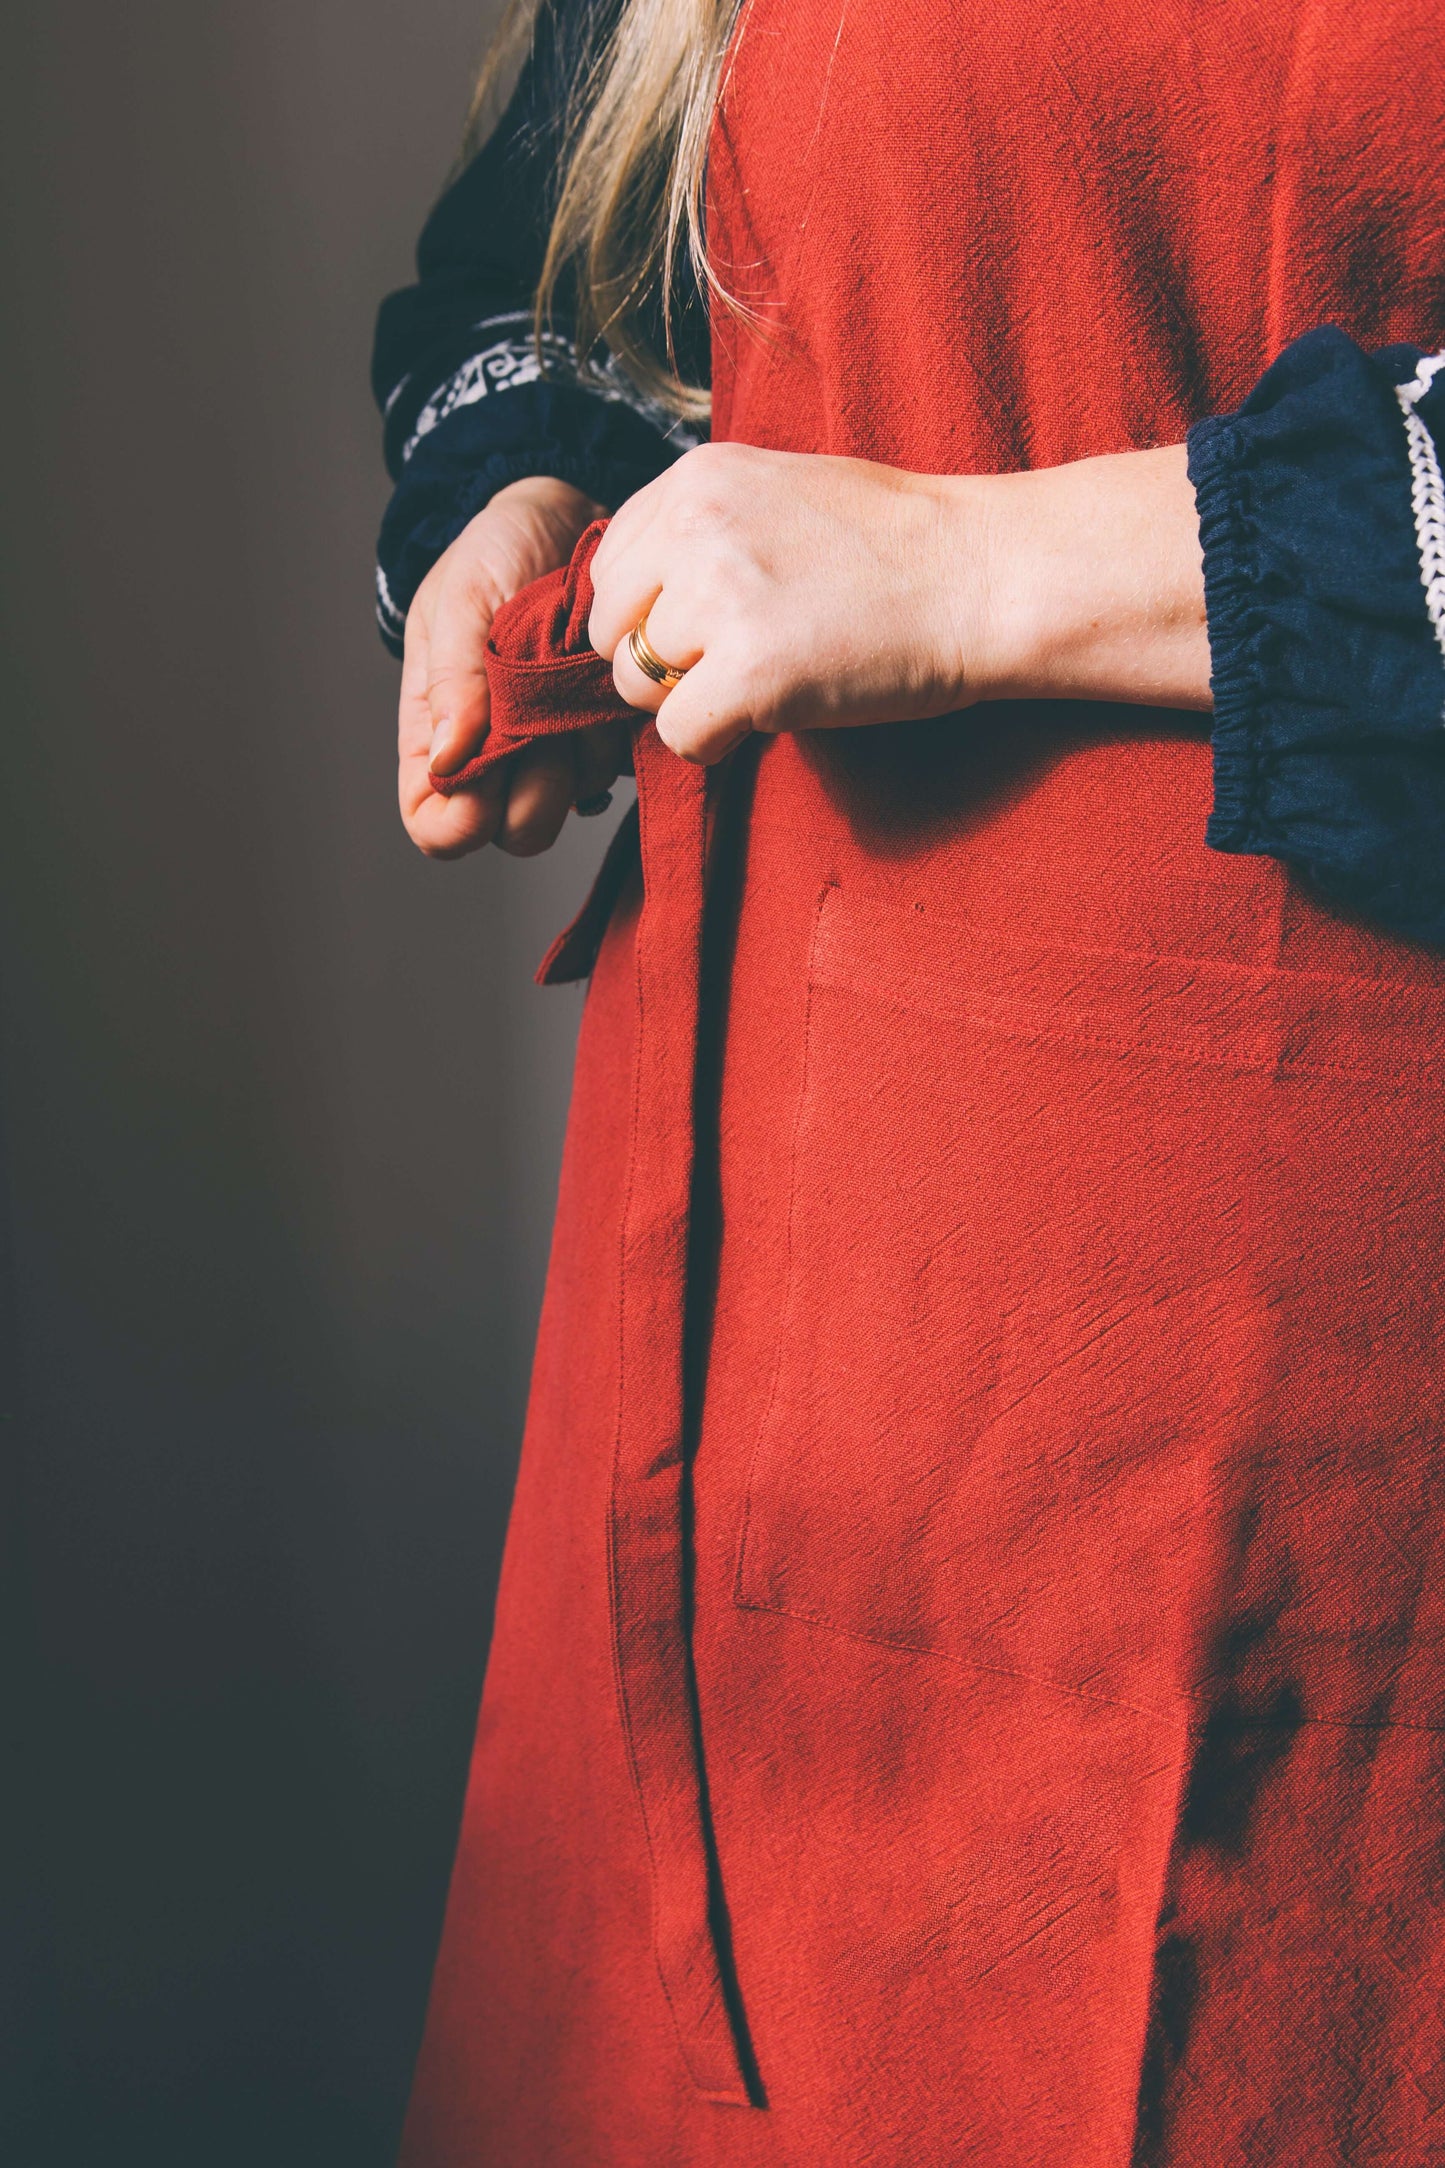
left=466, top=0, right=744, bottom=421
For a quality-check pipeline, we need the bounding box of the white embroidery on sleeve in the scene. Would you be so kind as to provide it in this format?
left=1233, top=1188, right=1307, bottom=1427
left=399, top=310, right=701, bottom=465
left=1395, top=353, right=1445, bottom=682
left=375, top=561, right=407, bottom=641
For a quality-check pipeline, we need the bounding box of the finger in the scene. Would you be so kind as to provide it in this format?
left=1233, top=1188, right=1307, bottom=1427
left=399, top=594, right=505, bottom=854
left=497, top=743, right=580, bottom=857
left=587, top=488, right=686, bottom=659
left=609, top=617, right=662, bottom=712
left=399, top=749, right=510, bottom=859
left=424, top=560, right=497, bottom=775
left=589, top=566, right=662, bottom=670
left=610, top=575, right=708, bottom=710
left=589, top=442, right=735, bottom=655
left=646, top=653, right=754, bottom=767
left=587, top=468, right=671, bottom=597
left=398, top=587, right=438, bottom=759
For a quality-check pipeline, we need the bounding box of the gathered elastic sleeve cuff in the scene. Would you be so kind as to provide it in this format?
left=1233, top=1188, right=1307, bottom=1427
left=1188, top=325, right=1445, bottom=946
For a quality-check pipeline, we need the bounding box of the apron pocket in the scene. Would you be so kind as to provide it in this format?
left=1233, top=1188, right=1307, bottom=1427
left=732, top=884, right=1445, bottom=1722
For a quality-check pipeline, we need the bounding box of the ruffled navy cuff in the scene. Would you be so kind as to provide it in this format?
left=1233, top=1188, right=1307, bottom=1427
left=1188, top=325, right=1445, bottom=946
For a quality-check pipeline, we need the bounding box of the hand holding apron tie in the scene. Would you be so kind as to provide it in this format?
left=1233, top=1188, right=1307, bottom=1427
left=589, top=438, right=1212, bottom=765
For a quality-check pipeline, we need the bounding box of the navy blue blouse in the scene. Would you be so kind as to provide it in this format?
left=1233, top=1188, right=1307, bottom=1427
left=373, top=17, right=1445, bottom=947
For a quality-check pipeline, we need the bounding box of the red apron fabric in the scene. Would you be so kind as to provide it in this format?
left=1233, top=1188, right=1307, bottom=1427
left=401, top=3, right=1445, bottom=2162
left=430, top=519, right=747, bottom=2092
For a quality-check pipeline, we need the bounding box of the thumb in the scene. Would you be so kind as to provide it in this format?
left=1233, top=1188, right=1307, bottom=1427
left=425, top=559, right=498, bottom=776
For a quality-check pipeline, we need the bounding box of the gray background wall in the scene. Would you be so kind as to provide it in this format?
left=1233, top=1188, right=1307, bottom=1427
left=0, top=7, right=614, bottom=2161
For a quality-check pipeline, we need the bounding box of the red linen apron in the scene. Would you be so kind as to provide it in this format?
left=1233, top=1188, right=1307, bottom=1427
left=401, top=2, right=1445, bottom=2160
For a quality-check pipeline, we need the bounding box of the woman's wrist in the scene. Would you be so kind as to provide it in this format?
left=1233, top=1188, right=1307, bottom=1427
left=942, top=444, right=1213, bottom=713
left=487, top=473, right=607, bottom=562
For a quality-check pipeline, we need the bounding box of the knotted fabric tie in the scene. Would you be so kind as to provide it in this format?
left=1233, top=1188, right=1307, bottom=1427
left=425, top=517, right=643, bottom=989
left=426, top=519, right=627, bottom=797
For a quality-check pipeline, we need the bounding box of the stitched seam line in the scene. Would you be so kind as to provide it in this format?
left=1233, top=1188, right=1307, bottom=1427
left=603, top=767, right=707, bottom=2092
left=810, top=991, right=1445, bottom=1092
left=821, top=922, right=1445, bottom=1000
left=731, top=885, right=833, bottom=1611
left=607, top=761, right=742, bottom=2103
left=733, top=1596, right=1445, bottom=1735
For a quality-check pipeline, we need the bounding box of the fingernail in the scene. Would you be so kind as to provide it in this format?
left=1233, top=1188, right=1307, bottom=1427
left=429, top=719, right=455, bottom=772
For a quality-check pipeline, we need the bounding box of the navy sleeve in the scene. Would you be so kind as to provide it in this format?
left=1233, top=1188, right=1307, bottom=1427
left=1188, top=326, right=1445, bottom=946
left=371, top=0, right=707, bottom=655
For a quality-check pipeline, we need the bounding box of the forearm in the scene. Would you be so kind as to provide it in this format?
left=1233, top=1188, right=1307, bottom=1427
left=959, top=443, right=1212, bottom=712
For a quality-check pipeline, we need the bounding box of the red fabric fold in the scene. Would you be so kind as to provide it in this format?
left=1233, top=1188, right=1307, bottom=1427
left=532, top=799, right=641, bottom=987
left=427, top=519, right=629, bottom=796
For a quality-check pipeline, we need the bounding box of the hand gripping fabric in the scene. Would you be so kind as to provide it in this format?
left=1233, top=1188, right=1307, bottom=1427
left=429, top=519, right=645, bottom=988
left=427, top=518, right=628, bottom=791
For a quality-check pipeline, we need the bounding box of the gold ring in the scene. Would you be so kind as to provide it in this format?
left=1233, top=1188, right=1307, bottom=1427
left=627, top=613, right=689, bottom=691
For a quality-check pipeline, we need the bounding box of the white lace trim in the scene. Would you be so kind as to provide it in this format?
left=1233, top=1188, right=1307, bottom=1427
left=375, top=561, right=407, bottom=640
left=1395, top=352, right=1445, bottom=686
left=400, top=310, right=701, bottom=465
